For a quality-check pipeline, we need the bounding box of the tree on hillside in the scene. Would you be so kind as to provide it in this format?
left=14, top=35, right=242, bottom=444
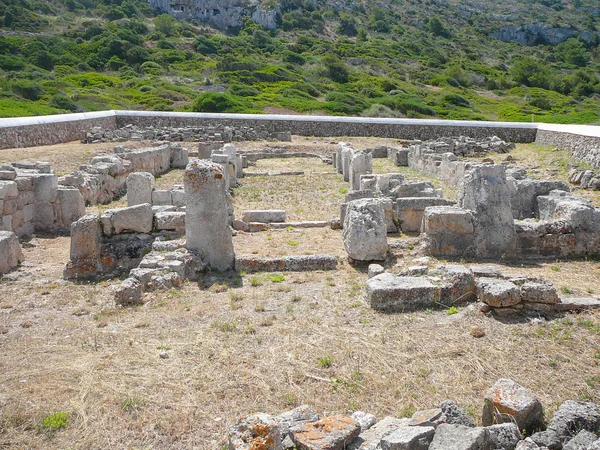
left=555, top=38, right=590, bottom=67
left=154, top=14, right=176, bottom=37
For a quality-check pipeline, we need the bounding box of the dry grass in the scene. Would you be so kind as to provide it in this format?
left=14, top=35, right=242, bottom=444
left=0, top=139, right=599, bottom=449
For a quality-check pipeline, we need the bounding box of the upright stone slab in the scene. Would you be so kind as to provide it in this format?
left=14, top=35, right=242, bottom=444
left=64, top=214, right=101, bottom=279
left=459, top=165, right=516, bottom=258
left=0, top=231, right=23, bottom=275
left=343, top=198, right=388, bottom=261
left=127, top=172, right=155, bottom=206
left=350, top=151, right=373, bottom=191
left=341, top=143, right=355, bottom=182
left=185, top=160, right=235, bottom=271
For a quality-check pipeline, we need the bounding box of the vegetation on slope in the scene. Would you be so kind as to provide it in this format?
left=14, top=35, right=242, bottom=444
left=0, top=0, right=599, bottom=123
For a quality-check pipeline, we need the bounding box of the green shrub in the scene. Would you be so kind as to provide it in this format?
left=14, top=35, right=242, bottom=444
left=50, top=94, right=78, bottom=112
left=229, top=84, right=260, bottom=97
left=10, top=81, right=45, bottom=101
left=440, top=93, right=470, bottom=107
left=290, top=82, right=320, bottom=97
left=192, top=92, right=241, bottom=113
left=42, top=412, right=69, bottom=431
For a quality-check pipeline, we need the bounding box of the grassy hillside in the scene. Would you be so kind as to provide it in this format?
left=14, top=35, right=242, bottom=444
left=0, top=0, right=598, bottom=123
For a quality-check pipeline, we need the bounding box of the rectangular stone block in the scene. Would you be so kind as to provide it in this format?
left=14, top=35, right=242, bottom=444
left=365, top=273, right=440, bottom=312
left=0, top=181, right=18, bottom=199
left=32, top=174, right=58, bottom=203
left=3, top=199, right=17, bottom=215
left=242, top=210, right=286, bottom=223
left=17, top=190, right=34, bottom=208
left=0, top=231, right=23, bottom=275
left=152, top=190, right=173, bottom=206
left=154, top=211, right=185, bottom=231
left=396, top=197, right=455, bottom=233
left=422, top=206, right=474, bottom=235
left=171, top=188, right=186, bottom=207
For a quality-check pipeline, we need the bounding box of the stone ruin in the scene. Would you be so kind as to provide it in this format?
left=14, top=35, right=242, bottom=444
left=59, top=139, right=338, bottom=305
left=226, top=378, right=600, bottom=450
left=333, top=138, right=600, bottom=315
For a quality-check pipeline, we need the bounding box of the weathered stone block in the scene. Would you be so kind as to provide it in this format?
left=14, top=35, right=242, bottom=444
left=349, top=417, right=411, bottom=450
left=520, top=282, right=559, bottom=305
left=126, top=172, right=155, bottom=206
left=0, top=231, right=23, bottom=275
left=476, top=278, right=521, bottom=308
left=365, top=273, right=440, bottom=312
left=291, top=415, right=360, bottom=450
left=152, top=189, right=173, bottom=206
left=242, top=210, right=286, bottom=223
left=396, top=197, right=455, bottom=233
left=56, top=187, right=85, bottom=230
left=185, top=160, right=235, bottom=271
left=114, top=277, right=143, bottom=306
left=343, top=199, right=388, bottom=261
left=429, top=424, right=491, bottom=450
left=0, top=181, right=18, bottom=199
left=380, top=426, right=435, bottom=450
left=101, top=203, right=153, bottom=235
left=482, top=378, right=544, bottom=433
left=486, top=423, right=521, bottom=450
left=154, top=211, right=185, bottom=231
left=33, top=174, right=58, bottom=203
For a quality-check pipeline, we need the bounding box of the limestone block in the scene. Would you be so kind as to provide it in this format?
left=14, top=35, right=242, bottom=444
left=341, top=144, right=354, bottom=182
left=380, top=426, right=435, bottom=450
left=422, top=206, right=475, bottom=257
left=11, top=210, right=23, bottom=230
left=17, top=190, right=34, bottom=209
left=368, top=264, right=385, bottom=279
left=56, top=187, right=85, bottom=230
left=0, top=215, right=12, bottom=231
left=482, top=378, right=544, bottom=433
left=429, top=424, right=491, bottom=450
left=185, top=160, right=235, bottom=271
left=351, top=412, right=377, bottom=432
left=349, top=151, right=373, bottom=191
left=439, top=400, right=475, bottom=427
left=152, top=190, right=173, bottom=206
left=562, top=430, right=597, bottom=450
left=486, top=423, right=521, bottom=450
left=228, top=413, right=283, bottom=450
left=170, top=145, right=189, bottom=169
left=365, top=273, right=440, bottom=312
left=3, top=199, right=17, bottom=215
left=346, top=190, right=376, bottom=202
left=0, top=231, right=23, bottom=274
left=33, top=201, right=56, bottom=231
left=171, top=187, right=186, bottom=207
left=278, top=405, right=320, bottom=440
left=459, top=165, right=516, bottom=257
left=520, top=282, right=559, bottom=304
left=476, top=278, right=521, bottom=308
left=22, top=204, right=34, bottom=223
left=0, top=181, right=18, bottom=199
left=69, top=214, right=101, bottom=261
left=409, top=408, right=447, bottom=428
left=101, top=203, right=153, bottom=235
left=126, top=172, right=155, bottom=206
left=396, top=197, right=455, bottom=233
left=546, top=400, right=600, bottom=443
left=391, top=181, right=435, bottom=198
left=291, top=415, right=360, bottom=450
left=114, top=277, right=143, bottom=306
left=14, top=221, right=34, bottom=238
left=242, top=210, right=286, bottom=223
left=154, top=211, right=185, bottom=231
left=349, top=417, right=411, bottom=450
left=343, top=199, right=388, bottom=261
left=391, top=148, right=409, bottom=166
left=32, top=174, right=58, bottom=203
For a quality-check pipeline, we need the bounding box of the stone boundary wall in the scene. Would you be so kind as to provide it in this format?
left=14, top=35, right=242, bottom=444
left=0, top=111, right=539, bottom=149
left=536, top=123, right=600, bottom=169
left=0, top=111, right=117, bottom=149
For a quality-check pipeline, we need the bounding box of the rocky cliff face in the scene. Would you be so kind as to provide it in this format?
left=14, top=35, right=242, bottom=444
left=492, top=23, right=598, bottom=46
left=147, top=0, right=277, bottom=30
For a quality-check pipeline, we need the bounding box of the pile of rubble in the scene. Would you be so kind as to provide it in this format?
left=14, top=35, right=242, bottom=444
left=568, top=167, right=600, bottom=190
left=82, top=124, right=292, bottom=144
left=408, top=136, right=516, bottom=157
left=227, top=378, right=600, bottom=449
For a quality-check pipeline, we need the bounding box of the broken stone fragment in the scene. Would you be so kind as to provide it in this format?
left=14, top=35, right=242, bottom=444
left=228, top=413, right=283, bottom=450
left=476, top=278, right=521, bottom=308
left=291, top=415, right=360, bottom=450
left=482, top=378, right=544, bottom=433
left=114, top=277, right=142, bottom=306
left=428, top=423, right=491, bottom=450
left=380, top=425, right=435, bottom=450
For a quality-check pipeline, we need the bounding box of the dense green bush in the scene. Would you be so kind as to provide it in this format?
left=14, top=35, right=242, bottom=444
left=192, top=92, right=240, bottom=113
left=10, top=81, right=45, bottom=101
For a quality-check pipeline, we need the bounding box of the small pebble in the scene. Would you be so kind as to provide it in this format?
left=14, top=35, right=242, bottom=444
left=470, top=326, right=485, bottom=338
left=159, top=351, right=170, bottom=359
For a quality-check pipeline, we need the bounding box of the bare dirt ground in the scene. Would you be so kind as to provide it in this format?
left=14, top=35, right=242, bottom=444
left=0, top=138, right=599, bottom=449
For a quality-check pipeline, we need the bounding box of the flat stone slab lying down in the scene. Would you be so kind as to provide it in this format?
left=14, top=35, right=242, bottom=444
left=242, top=210, right=286, bottom=223
left=366, top=273, right=440, bottom=312
left=235, top=255, right=338, bottom=272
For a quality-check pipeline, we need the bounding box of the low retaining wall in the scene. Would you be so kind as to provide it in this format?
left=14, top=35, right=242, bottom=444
left=0, top=111, right=117, bottom=149
left=0, top=111, right=538, bottom=149
left=535, top=124, right=600, bottom=169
